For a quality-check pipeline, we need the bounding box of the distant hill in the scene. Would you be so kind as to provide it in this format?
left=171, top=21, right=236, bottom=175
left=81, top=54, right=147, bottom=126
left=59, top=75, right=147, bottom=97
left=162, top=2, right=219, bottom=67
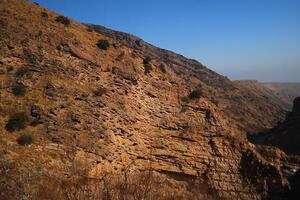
left=235, top=80, right=300, bottom=111
left=263, top=82, right=300, bottom=110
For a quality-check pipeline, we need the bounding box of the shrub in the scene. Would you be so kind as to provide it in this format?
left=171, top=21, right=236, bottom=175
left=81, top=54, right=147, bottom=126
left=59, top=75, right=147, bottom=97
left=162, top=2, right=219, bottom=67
left=15, top=66, right=29, bottom=77
left=189, top=88, right=202, bottom=99
left=86, top=27, right=93, bottom=32
left=143, top=56, right=151, bottom=65
left=143, top=56, right=152, bottom=74
left=11, top=83, right=26, bottom=96
left=116, top=51, right=125, bottom=61
left=212, top=99, right=219, bottom=106
left=41, top=12, right=48, bottom=18
left=6, top=66, right=14, bottom=72
left=144, top=63, right=152, bottom=74
left=17, top=135, right=33, bottom=146
left=97, top=39, right=110, bottom=50
left=159, top=63, right=167, bottom=73
left=5, top=112, right=28, bottom=132
left=93, top=87, right=107, bottom=97
left=55, top=15, right=70, bottom=26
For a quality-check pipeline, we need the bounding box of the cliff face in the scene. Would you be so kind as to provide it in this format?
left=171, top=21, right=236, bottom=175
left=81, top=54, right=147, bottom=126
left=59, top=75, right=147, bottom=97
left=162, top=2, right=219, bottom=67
left=253, top=97, right=300, bottom=155
left=0, top=1, right=299, bottom=199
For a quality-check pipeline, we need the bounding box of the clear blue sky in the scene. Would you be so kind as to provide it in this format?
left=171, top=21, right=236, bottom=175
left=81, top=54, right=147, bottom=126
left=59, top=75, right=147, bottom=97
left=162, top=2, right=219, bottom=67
left=34, top=0, right=300, bottom=82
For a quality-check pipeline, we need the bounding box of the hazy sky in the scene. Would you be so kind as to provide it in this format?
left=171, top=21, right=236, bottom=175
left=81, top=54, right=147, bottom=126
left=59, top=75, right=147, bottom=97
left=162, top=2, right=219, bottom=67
left=35, top=0, right=300, bottom=82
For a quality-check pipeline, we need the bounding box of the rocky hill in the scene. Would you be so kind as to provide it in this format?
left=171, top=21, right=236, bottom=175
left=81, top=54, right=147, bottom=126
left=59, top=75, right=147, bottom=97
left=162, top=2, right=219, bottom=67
left=0, top=0, right=299, bottom=199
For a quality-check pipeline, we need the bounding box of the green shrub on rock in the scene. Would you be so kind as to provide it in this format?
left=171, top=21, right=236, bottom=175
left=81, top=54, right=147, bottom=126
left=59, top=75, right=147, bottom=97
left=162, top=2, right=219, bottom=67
left=17, top=135, right=33, bottom=146
left=97, top=39, right=110, bottom=50
left=5, top=112, right=28, bottom=132
left=55, top=15, right=70, bottom=26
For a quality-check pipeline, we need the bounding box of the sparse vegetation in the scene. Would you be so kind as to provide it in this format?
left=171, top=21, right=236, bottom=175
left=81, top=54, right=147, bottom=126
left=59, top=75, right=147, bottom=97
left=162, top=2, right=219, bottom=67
left=17, top=135, right=33, bottom=145
left=30, top=163, right=208, bottom=200
left=116, top=51, right=125, bottom=61
left=144, top=63, right=152, bottom=74
left=189, top=88, right=203, bottom=99
left=41, top=11, right=48, bottom=18
left=5, top=112, right=28, bottom=132
left=55, top=15, right=70, bottom=26
left=159, top=63, right=167, bottom=73
left=93, top=87, right=107, bottom=97
left=86, top=27, right=93, bottom=32
left=11, top=83, right=26, bottom=96
left=212, top=99, right=219, bottom=106
left=15, top=66, right=29, bottom=77
left=30, top=119, right=41, bottom=127
left=6, top=66, right=14, bottom=72
left=97, top=39, right=110, bottom=50
left=143, top=56, right=152, bottom=74
left=143, top=56, right=152, bottom=65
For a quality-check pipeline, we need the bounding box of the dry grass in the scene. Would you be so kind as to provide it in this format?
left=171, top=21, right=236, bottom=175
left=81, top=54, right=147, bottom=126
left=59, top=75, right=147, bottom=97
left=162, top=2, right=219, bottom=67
left=29, top=163, right=209, bottom=200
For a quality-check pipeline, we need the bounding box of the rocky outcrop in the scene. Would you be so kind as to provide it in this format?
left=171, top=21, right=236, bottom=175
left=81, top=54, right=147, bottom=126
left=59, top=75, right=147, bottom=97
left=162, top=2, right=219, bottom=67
left=0, top=1, right=299, bottom=199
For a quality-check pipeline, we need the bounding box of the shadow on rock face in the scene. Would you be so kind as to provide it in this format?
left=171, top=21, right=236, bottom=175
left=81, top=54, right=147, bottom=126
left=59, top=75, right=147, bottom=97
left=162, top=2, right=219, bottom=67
left=292, top=97, right=300, bottom=114
left=283, top=170, right=300, bottom=200
left=239, top=150, right=286, bottom=200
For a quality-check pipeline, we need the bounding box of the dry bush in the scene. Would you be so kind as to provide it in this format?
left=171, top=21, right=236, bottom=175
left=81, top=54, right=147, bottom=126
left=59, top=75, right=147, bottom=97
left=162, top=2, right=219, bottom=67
left=41, top=11, right=48, bottom=18
left=11, top=83, right=26, bottom=96
left=31, top=163, right=210, bottom=200
left=159, top=63, right=167, bottom=73
left=97, top=39, right=110, bottom=50
left=55, top=16, right=70, bottom=26
left=5, top=112, right=28, bottom=132
left=116, top=51, right=125, bottom=61
left=15, top=66, right=29, bottom=77
left=93, top=87, right=107, bottom=97
left=1, top=156, right=210, bottom=200
left=17, top=134, right=33, bottom=145
left=189, top=88, right=203, bottom=99
left=143, top=56, right=152, bottom=74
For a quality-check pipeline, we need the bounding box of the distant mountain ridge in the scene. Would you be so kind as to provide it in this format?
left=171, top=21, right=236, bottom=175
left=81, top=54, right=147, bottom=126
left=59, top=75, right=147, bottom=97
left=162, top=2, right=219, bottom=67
left=263, top=82, right=300, bottom=110
left=235, top=80, right=300, bottom=111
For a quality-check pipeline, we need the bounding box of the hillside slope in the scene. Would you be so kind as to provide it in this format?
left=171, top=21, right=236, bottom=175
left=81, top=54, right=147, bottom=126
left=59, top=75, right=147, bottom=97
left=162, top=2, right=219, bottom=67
left=0, top=1, right=299, bottom=199
left=87, top=26, right=286, bottom=135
